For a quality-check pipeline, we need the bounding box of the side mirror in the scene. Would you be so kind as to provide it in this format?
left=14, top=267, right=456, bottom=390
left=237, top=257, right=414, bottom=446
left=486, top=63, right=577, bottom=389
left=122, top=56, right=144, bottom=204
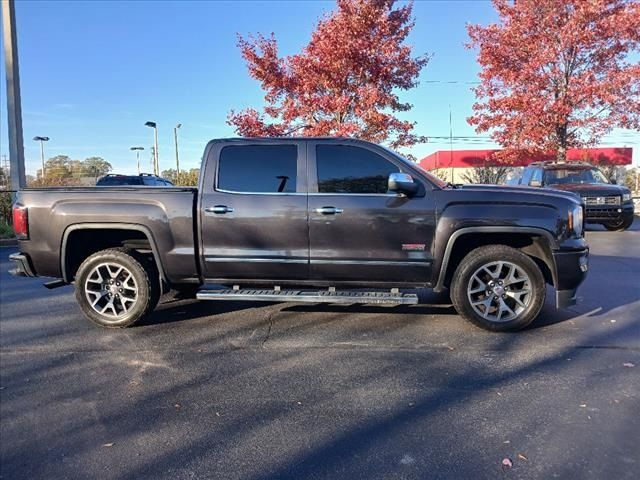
left=529, top=179, right=542, bottom=187
left=388, top=172, right=418, bottom=196
left=610, top=177, right=617, bottom=184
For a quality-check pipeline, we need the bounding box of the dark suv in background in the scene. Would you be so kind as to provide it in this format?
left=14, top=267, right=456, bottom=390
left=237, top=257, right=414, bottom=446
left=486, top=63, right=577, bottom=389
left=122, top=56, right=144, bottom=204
left=96, top=173, right=174, bottom=186
left=514, top=162, right=634, bottom=231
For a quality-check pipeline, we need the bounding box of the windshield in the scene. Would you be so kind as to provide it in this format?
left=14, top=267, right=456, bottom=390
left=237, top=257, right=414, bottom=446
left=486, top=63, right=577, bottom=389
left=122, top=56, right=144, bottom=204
left=543, top=168, right=610, bottom=186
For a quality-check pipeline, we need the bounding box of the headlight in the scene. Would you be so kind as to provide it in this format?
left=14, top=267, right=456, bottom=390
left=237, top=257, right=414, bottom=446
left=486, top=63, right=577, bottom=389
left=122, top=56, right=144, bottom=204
left=568, top=204, right=583, bottom=237
left=622, top=193, right=632, bottom=202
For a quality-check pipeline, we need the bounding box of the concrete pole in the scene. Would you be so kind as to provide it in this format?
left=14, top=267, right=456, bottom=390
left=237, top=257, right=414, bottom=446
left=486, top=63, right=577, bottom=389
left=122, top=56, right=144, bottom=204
left=39, top=139, right=45, bottom=177
left=2, top=0, right=26, bottom=190
left=174, top=124, right=181, bottom=177
left=153, top=127, right=159, bottom=175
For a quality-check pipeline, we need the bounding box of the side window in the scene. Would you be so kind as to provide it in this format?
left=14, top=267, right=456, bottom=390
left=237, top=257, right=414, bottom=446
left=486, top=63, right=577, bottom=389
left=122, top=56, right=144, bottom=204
left=316, top=145, right=399, bottom=194
left=521, top=168, right=533, bottom=186
left=143, top=177, right=157, bottom=186
left=218, top=145, right=297, bottom=193
left=530, top=168, right=543, bottom=186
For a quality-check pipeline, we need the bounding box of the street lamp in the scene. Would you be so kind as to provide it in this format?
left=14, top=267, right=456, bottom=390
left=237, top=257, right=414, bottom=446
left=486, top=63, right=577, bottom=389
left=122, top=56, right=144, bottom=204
left=33, top=136, right=49, bottom=179
left=174, top=123, right=182, bottom=176
left=130, top=146, right=144, bottom=175
left=144, top=121, right=158, bottom=175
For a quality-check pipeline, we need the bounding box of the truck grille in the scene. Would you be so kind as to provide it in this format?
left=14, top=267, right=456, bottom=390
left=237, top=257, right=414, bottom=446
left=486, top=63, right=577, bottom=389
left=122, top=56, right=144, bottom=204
left=585, top=207, right=622, bottom=219
left=583, top=196, right=620, bottom=206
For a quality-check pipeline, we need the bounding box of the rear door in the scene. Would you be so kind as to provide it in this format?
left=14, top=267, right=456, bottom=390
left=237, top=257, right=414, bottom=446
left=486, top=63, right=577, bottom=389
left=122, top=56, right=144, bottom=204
left=307, top=141, right=436, bottom=284
left=199, top=140, right=308, bottom=281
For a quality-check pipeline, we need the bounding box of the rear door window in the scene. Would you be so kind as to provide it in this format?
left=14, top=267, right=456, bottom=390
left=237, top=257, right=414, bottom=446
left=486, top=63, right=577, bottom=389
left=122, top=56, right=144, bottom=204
left=520, top=168, right=533, bottom=186
left=315, top=145, right=399, bottom=194
left=217, top=145, right=297, bottom=193
left=530, top=168, right=543, bottom=185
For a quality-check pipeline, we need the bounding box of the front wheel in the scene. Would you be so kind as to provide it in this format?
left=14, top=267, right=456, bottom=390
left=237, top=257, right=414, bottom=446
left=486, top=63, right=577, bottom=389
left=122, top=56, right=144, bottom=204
left=450, top=245, right=546, bottom=332
left=603, top=217, right=634, bottom=231
left=74, top=248, right=160, bottom=328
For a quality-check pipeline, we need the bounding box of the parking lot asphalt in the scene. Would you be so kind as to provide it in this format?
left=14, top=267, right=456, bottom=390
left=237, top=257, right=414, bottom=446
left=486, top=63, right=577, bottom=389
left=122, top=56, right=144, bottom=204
left=1, top=222, right=639, bottom=480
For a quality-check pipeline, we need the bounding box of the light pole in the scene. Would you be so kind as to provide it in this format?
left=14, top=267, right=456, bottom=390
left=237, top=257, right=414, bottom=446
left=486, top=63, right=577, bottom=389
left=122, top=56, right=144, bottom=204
left=130, top=146, right=144, bottom=175
left=3, top=0, right=26, bottom=190
left=145, top=121, right=158, bottom=175
left=174, top=123, right=181, bottom=177
left=33, top=136, right=49, bottom=179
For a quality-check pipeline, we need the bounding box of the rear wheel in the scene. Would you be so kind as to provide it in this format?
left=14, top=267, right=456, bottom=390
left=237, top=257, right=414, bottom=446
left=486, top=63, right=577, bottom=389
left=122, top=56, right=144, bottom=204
left=75, top=248, right=160, bottom=328
left=450, top=245, right=546, bottom=332
left=603, top=217, right=633, bottom=231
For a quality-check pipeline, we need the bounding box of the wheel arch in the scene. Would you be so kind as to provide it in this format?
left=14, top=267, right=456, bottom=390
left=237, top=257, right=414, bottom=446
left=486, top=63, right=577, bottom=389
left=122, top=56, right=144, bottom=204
left=61, top=223, right=167, bottom=285
left=434, top=227, right=557, bottom=292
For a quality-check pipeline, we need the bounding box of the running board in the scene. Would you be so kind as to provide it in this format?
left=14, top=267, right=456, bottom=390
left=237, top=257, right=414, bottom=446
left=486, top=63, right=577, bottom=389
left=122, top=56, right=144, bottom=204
left=196, top=289, right=418, bottom=305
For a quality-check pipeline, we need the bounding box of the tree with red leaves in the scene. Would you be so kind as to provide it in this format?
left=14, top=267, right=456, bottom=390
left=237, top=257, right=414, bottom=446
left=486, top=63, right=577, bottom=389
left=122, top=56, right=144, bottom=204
left=228, top=0, right=429, bottom=150
left=467, top=0, right=640, bottom=162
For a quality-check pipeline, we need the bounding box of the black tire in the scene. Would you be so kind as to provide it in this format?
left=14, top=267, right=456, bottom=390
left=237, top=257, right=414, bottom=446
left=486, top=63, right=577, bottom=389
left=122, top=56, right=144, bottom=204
left=74, top=248, right=160, bottom=328
left=450, top=245, right=546, bottom=332
left=603, top=217, right=634, bottom=231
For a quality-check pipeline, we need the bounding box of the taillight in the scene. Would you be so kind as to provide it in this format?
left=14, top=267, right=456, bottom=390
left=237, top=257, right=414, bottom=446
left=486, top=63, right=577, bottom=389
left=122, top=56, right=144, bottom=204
left=12, top=205, right=29, bottom=240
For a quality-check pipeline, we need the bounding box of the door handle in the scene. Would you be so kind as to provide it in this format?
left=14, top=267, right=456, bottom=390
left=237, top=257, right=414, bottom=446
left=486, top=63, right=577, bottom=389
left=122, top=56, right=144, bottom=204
left=315, top=206, right=344, bottom=215
left=205, top=205, right=234, bottom=214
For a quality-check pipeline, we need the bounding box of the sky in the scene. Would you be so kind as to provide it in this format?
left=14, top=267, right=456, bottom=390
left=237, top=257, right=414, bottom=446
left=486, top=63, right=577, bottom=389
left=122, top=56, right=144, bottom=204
left=1, top=0, right=639, bottom=176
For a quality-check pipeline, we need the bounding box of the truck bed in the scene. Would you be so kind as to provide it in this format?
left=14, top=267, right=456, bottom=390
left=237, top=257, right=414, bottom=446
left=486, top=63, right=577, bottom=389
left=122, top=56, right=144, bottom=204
left=15, top=187, right=199, bottom=284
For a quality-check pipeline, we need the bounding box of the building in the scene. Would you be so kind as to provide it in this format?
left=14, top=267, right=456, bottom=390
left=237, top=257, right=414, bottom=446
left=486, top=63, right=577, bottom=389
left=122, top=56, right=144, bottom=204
left=419, top=147, right=633, bottom=184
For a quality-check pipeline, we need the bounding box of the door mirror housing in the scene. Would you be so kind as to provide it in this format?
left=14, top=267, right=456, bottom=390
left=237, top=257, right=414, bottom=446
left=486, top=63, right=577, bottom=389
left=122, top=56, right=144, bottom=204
left=610, top=177, right=617, bottom=184
left=388, top=172, right=418, bottom=196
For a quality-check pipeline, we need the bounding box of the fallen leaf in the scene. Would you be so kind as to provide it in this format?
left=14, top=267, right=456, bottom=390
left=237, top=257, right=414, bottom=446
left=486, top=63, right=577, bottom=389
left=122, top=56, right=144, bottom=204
left=502, top=458, right=513, bottom=468
left=623, top=362, right=635, bottom=368
left=579, top=404, right=587, bottom=408
left=215, top=412, right=221, bottom=417
left=610, top=319, right=616, bottom=323
left=497, top=392, right=502, bottom=396
left=518, top=453, right=528, bottom=461
left=174, top=403, right=181, bottom=409
left=102, top=443, right=114, bottom=448
left=297, top=401, right=302, bottom=405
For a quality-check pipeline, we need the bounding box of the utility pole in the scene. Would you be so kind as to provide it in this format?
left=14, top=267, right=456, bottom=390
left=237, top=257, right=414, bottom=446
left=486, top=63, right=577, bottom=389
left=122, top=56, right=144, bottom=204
left=1, top=155, right=8, bottom=188
left=150, top=146, right=155, bottom=173
left=145, top=121, right=158, bottom=175
left=130, top=146, right=144, bottom=175
left=33, top=136, right=49, bottom=179
left=449, top=104, right=454, bottom=183
left=174, top=123, right=181, bottom=177
left=2, top=0, right=26, bottom=190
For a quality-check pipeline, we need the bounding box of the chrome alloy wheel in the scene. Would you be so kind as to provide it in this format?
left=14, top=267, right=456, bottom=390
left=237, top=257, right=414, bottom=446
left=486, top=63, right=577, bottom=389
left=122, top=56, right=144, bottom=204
left=467, top=261, right=532, bottom=322
left=84, top=262, right=138, bottom=320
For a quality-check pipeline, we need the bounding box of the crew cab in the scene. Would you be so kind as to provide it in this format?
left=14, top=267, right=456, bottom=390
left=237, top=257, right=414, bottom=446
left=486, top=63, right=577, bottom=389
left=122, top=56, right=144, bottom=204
left=513, top=161, right=635, bottom=231
left=9, top=138, right=589, bottom=332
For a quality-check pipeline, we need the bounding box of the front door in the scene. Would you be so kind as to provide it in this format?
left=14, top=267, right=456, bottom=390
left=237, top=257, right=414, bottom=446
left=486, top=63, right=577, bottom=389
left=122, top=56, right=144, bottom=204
left=199, top=141, right=308, bottom=281
left=307, top=141, right=436, bottom=284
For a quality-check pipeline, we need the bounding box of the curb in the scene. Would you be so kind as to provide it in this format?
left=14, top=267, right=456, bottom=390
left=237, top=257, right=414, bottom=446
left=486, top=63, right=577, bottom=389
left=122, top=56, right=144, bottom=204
left=0, top=238, right=17, bottom=247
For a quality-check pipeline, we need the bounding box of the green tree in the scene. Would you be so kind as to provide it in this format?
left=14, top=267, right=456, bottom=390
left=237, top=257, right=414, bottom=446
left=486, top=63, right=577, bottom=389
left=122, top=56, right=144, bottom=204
left=44, top=155, right=73, bottom=180
left=82, top=157, right=112, bottom=178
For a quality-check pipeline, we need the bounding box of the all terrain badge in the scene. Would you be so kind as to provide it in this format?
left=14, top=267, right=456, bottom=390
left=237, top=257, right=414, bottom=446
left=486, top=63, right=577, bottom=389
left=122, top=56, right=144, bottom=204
left=402, top=244, right=426, bottom=251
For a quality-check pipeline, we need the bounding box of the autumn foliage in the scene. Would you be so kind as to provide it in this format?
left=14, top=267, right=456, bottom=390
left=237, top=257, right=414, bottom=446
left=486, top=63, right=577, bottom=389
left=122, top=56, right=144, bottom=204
left=228, top=0, right=429, bottom=150
left=467, top=0, right=640, bottom=162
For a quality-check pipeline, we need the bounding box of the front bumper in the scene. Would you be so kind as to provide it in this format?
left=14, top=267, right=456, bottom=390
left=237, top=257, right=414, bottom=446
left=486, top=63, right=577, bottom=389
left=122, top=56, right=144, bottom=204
left=8, top=253, right=37, bottom=277
left=585, top=204, right=634, bottom=223
left=553, top=248, right=589, bottom=308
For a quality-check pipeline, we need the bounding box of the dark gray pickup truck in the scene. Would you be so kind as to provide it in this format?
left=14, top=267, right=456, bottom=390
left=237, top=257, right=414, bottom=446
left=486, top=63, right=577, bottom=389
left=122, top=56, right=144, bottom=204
left=10, top=138, right=589, bottom=332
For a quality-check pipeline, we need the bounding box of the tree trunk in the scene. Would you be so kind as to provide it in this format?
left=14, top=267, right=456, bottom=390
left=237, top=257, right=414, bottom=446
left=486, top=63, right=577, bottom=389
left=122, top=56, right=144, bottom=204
left=556, top=124, right=568, bottom=162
